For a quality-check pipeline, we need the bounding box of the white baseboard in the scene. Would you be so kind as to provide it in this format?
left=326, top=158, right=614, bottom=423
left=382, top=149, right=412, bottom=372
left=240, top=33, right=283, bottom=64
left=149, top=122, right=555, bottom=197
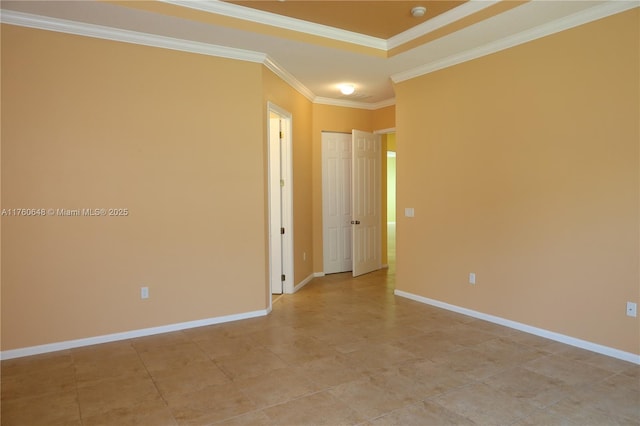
left=394, top=289, right=640, bottom=365
left=0, top=308, right=269, bottom=360
left=293, top=272, right=323, bottom=293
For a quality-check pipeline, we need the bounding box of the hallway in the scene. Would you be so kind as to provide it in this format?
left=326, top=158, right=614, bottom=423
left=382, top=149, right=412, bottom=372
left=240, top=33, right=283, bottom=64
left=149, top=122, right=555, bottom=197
left=2, top=269, right=638, bottom=425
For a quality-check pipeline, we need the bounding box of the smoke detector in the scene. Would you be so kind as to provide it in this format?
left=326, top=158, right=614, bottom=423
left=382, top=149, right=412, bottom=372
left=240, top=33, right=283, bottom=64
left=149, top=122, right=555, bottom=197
left=411, top=6, right=426, bottom=17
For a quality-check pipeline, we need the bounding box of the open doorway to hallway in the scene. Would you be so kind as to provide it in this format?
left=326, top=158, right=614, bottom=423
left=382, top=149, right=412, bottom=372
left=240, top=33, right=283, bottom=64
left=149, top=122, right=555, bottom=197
left=386, top=133, right=396, bottom=273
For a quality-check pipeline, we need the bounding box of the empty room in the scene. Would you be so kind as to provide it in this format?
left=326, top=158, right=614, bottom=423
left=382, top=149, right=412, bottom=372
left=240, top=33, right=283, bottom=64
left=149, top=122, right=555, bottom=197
left=1, top=1, right=638, bottom=425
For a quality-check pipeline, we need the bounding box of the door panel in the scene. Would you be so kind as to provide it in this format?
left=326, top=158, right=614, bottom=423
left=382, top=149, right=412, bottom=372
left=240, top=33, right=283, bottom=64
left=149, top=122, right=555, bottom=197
left=352, top=130, right=381, bottom=277
left=322, top=132, right=352, bottom=274
left=269, top=115, right=283, bottom=294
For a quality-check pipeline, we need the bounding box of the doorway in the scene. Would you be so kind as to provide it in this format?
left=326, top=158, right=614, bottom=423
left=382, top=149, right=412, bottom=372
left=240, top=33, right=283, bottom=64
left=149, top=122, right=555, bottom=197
left=386, top=138, right=396, bottom=272
left=267, top=103, right=293, bottom=295
left=321, top=130, right=381, bottom=277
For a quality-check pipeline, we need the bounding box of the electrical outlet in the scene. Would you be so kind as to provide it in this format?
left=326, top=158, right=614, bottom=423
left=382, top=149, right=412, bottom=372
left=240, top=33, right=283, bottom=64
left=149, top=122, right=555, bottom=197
left=626, top=302, right=637, bottom=317
left=141, top=286, right=149, bottom=299
left=469, top=273, right=476, bottom=285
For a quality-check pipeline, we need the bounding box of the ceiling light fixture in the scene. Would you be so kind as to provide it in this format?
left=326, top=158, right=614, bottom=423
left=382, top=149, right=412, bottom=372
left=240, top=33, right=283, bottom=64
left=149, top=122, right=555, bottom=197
left=339, top=84, right=355, bottom=95
left=411, top=6, right=426, bottom=17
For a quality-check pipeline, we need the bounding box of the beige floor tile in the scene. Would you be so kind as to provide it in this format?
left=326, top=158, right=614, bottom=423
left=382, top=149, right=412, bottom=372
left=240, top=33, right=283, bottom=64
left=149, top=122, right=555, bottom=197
left=291, top=353, right=371, bottom=388
left=328, top=376, right=415, bottom=419
left=369, top=400, right=475, bottom=426
left=394, top=331, right=466, bottom=359
left=378, top=361, right=468, bottom=401
left=262, top=391, right=365, bottom=425
left=81, top=398, right=178, bottom=426
left=1, top=364, right=77, bottom=400
left=1, top=350, right=74, bottom=377
left=482, top=366, right=571, bottom=408
left=194, top=335, right=260, bottom=360
left=430, top=347, right=510, bottom=381
left=233, top=367, right=321, bottom=409
left=523, top=354, right=613, bottom=386
left=556, top=345, right=640, bottom=374
left=342, top=342, right=418, bottom=373
left=565, top=376, right=640, bottom=422
left=1, top=390, right=82, bottom=426
left=433, top=382, right=539, bottom=425
left=74, top=352, right=150, bottom=385
left=137, top=341, right=211, bottom=373
left=211, top=410, right=273, bottom=426
left=166, top=382, right=257, bottom=426
left=150, top=360, right=231, bottom=398
left=512, top=408, right=576, bottom=426
left=265, top=336, right=337, bottom=364
left=544, top=397, right=639, bottom=426
left=473, top=337, right=547, bottom=365
left=77, top=375, right=162, bottom=419
left=214, top=347, right=287, bottom=380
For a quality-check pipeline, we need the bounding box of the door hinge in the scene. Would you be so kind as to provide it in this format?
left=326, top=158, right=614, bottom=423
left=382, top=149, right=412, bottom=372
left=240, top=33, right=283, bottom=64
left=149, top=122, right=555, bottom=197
left=280, top=227, right=285, bottom=235
left=281, top=274, right=286, bottom=281
left=279, top=131, right=284, bottom=139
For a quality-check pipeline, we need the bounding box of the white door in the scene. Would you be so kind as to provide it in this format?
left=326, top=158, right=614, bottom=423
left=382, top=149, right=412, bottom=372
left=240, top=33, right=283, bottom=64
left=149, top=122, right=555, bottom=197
left=268, top=103, right=293, bottom=295
left=351, top=130, right=381, bottom=277
left=322, top=132, right=352, bottom=274
left=269, top=113, right=283, bottom=293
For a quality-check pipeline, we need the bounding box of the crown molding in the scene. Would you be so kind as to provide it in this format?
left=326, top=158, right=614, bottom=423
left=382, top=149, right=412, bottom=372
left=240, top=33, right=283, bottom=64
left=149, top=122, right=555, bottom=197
left=387, top=0, right=500, bottom=50
left=0, top=9, right=267, bottom=63
left=392, top=0, right=640, bottom=83
left=160, top=0, right=387, bottom=51
left=313, top=96, right=395, bottom=111
left=263, top=56, right=315, bottom=102
left=0, top=9, right=316, bottom=103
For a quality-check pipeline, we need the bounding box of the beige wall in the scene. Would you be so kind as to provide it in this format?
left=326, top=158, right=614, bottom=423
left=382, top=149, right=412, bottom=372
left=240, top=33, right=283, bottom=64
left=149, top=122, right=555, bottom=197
left=262, top=68, right=314, bottom=285
left=395, top=9, right=639, bottom=354
left=372, top=105, right=396, bottom=132
left=1, top=25, right=267, bottom=350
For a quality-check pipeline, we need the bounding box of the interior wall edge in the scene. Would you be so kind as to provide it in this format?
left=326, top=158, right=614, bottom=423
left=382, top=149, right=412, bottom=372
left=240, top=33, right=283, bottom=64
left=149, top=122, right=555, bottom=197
left=395, top=289, right=640, bottom=363
left=0, top=308, right=269, bottom=361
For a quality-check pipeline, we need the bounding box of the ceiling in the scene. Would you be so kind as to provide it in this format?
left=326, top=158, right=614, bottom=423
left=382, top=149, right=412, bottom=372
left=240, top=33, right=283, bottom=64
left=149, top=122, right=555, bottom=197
left=1, top=1, right=635, bottom=108
left=226, top=1, right=467, bottom=39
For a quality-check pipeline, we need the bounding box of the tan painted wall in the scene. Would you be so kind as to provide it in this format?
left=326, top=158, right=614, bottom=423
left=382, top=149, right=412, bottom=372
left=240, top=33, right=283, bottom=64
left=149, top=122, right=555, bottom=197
left=262, top=68, right=314, bottom=285
left=1, top=25, right=268, bottom=350
left=372, top=105, right=396, bottom=132
left=395, top=10, right=639, bottom=354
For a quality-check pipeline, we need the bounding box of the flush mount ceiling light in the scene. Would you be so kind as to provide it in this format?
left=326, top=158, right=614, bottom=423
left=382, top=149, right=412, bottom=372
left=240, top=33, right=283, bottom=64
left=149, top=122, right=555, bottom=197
left=411, top=6, right=427, bottom=17
left=339, top=84, right=355, bottom=95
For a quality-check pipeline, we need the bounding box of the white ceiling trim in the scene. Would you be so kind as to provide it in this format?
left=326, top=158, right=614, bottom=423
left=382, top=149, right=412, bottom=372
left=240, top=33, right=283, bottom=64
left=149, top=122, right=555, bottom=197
left=314, top=97, right=396, bottom=111
left=387, top=0, right=500, bottom=49
left=391, top=0, right=640, bottom=83
left=263, top=56, right=315, bottom=102
left=0, top=9, right=267, bottom=63
left=160, top=0, right=388, bottom=51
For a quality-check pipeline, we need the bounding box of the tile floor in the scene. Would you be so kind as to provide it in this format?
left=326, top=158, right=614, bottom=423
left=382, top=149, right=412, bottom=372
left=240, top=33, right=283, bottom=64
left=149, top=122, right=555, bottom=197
left=1, top=269, right=638, bottom=425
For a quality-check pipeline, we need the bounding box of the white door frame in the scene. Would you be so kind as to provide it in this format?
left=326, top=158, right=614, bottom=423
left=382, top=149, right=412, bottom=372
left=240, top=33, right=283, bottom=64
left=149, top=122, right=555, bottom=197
left=267, top=102, right=294, bottom=295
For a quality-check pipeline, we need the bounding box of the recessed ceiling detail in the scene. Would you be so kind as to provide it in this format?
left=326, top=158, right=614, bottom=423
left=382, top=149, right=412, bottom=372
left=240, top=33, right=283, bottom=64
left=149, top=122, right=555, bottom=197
left=226, top=1, right=466, bottom=39
left=0, top=1, right=636, bottom=108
